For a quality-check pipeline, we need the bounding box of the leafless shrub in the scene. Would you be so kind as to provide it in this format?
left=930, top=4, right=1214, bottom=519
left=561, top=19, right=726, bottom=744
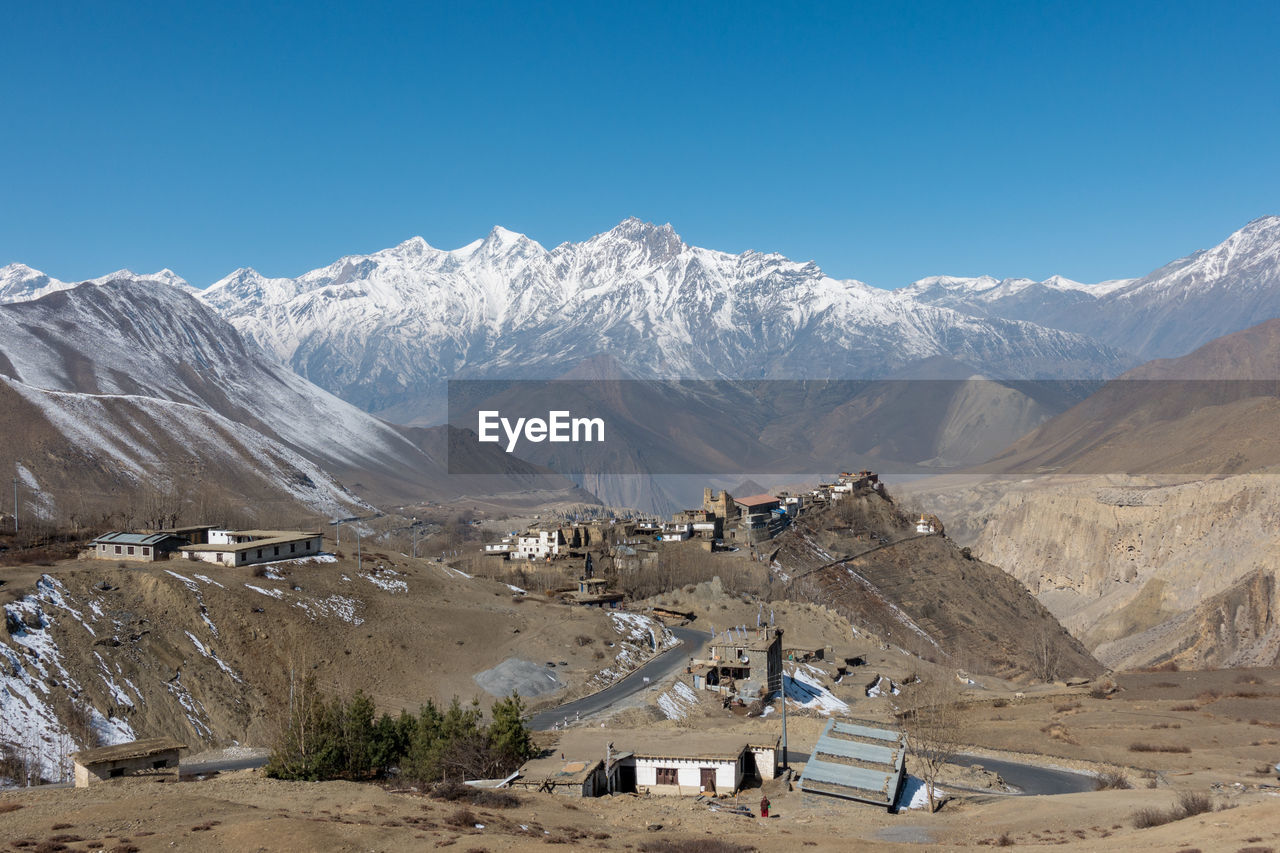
left=1129, top=743, right=1190, bottom=753
left=639, top=841, right=758, bottom=853
left=1132, top=807, right=1174, bottom=829
left=1176, top=791, right=1212, bottom=817
left=445, top=807, right=477, bottom=828
left=1094, top=771, right=1132, bottom=790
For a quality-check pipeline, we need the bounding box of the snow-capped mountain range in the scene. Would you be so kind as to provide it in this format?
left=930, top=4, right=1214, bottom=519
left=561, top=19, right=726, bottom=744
left=3, top=214, right=1277, bottom=469
left=196, top=218, right=1132, bottom=423
left=902, top=215, right=1280, bottom=360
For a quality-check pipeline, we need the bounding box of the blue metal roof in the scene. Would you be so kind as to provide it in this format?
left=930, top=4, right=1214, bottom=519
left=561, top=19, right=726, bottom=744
left=800, top=718, right=907, bottom=808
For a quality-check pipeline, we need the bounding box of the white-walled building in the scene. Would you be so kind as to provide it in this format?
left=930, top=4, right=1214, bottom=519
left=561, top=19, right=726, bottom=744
left=178, top=530, right=322, bottom=567
left=549, top=730, right=765, bottom=797
left=511, top=529, right=565, bottom=561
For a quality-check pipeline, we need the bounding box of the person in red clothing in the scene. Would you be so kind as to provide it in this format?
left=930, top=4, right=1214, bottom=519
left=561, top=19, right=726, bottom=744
left=760, top=795, right=770, bottom=818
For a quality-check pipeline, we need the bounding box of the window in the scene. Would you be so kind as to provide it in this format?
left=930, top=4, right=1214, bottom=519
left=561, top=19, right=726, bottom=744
left=152, top=759, right=168, bottom=769
left=273, top=546, right=279, bottom=556
left=109, top=767, right=125, bottom=778
left=127, top=546, right=134, bottom=555
left=257, top=549, right=263, bottom=559
left=142, top=547, right=150, bottom=556
left=215, top=553, right=223, bottom=562
left=290, top=543, right=295, bottom=553
left=115, top=545, right=122, bottom=554
left=655, top=767, right=679, bottom=785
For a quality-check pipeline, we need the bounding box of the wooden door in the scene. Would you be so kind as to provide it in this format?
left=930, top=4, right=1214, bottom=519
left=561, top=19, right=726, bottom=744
left=700, top=767, right=716, bottom=793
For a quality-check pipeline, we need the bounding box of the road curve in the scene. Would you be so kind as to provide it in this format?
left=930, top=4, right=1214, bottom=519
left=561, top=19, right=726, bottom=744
left=528, top=625, right=709, bottom=731
left=952, top=752, right=1096, bottom=795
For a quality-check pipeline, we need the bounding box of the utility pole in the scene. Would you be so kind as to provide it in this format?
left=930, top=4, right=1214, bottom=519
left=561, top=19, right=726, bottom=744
left=12, top=475, right=18, bottom=535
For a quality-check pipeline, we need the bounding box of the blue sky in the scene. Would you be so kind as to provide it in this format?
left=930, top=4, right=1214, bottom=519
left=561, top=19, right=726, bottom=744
left=2, top=1, right=1277, bottom=288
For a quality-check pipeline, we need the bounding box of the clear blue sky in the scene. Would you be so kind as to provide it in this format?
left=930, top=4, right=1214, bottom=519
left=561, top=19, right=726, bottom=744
left=2, top=1, right=1277, bottom=289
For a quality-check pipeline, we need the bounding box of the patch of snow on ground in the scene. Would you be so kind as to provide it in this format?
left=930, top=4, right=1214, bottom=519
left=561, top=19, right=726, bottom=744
left=244, top=583, right=284, bottom=599
left=294, top=594, right=364, bottom=625
left=293, top=553, right=337, bottom=564
left=867, top=676, right=901, bottom=698
left=165, top=570, right=200, bottom=592
left=784, top=664, right=849, bottom=715
left=657, top=681, right=700, bottom=720
left=593, top=612, right=678, bottom=686
left=166, top=676, right=213, bottom=739
left=194, top=574, right=225, bottom=588
left=900, top=774, right=944, bottom=810
left=505, top=583, right=526, bottom=594
left=360, top=569, right=408, bottom=593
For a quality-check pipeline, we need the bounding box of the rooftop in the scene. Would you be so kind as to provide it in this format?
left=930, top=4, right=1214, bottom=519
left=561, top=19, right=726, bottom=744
left=72, top=737, right=186, bottom=766
left=557, top=729, right=749, bottom=762
left=180, top=532, right=320, bottom=553
left=517, top=755, right=602, bottom=786
left=91, top=532, right=180, bottom=546
left=799, top=719, right=906, bottom=806
left=735, top=493, right=780, bottom=508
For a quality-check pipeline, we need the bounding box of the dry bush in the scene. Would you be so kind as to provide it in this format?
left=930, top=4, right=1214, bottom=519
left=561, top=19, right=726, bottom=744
left=1094, top=771, right=1132, bottom=790
left=1131, top=791, right=1214, bottom=829
left=1172, top=703, right=1198, bottom=711
left=1177, top=791, right=1212, bottom=817
left=1153, top=681, right=1179, bottom=689
left=1054, top=702, right=1081, bottom=713
left=445, top=807, right=477, bottom=828
left=991, top=698, right=1008, bottom=708
left=1132, top=807, right=1174, bottom=829
left=0, top=802, right=23, bottom=813
left=639, top=841, right=758, bottom=853
left=1129, top=743, right=1191, bottom=753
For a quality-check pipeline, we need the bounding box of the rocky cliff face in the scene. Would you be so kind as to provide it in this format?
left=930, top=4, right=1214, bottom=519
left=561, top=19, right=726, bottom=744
left=965, top=473, right=1280, bottom=669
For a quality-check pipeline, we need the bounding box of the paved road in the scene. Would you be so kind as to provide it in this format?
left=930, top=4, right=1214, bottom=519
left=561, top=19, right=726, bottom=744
left=528, top=625, right=708, bottom=730
left=952, top=752, right=1095, bottom=795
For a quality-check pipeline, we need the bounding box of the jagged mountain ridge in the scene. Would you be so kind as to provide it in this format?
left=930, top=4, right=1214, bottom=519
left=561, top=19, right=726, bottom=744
left=0, top=262, right=193, bottom=303
left=903, top=215, right=1280, bottom=360
left=197, top=218, right=1132, bottom=424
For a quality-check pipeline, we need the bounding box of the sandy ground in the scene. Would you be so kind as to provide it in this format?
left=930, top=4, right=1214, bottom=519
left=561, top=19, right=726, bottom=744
left=2, top=767, right=1278, bottom=852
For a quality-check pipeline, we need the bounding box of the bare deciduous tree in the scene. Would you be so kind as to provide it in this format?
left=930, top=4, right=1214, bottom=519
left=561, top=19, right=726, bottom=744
left=894, top=677, right=965, bottom=813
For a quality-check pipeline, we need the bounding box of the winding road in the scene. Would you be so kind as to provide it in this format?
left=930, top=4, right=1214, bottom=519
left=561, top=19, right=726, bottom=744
left=528, top=625, right=709, bottom=731
left=951, top=752, right=1096, bottom=795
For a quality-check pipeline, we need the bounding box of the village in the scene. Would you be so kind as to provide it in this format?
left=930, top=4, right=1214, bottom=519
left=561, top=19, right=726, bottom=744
left=5, top=468, right=1277, bottom=853
left=39, top=469, right=939, bottom=814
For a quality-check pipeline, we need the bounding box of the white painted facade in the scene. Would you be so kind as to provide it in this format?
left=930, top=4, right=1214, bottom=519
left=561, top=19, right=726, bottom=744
left=511, top=530, right=563, bottom=561
left=633, top=753, right=744, bottom=795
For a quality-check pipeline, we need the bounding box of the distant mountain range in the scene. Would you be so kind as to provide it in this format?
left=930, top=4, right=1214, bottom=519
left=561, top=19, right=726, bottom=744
left=195, top=218, right=1132, bottom=425
left=3, top=214, right=1278, bottom=514
left=903, top=215, right=1280, bottom=361
left=0, top=280, right=587, bottom=523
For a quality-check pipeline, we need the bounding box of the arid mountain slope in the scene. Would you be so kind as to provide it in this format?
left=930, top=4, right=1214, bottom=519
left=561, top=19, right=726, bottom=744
left=903, top=319, right=1280, bottom=670
left=1, top=553, right=667, bottom=781
left=0, top=280, right=589, bottom=519
left=772, top=488, right=1100, bottom=681
left=976, top=319, right=1280, bottom=478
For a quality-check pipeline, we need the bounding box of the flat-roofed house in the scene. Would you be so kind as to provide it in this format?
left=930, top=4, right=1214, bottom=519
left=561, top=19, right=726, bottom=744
left=89, top=532, right=187, bottom=562
left=178, top=530, right=322, bottom=567
left=72, top=737, right=185, bottom=787
left=554, top=730, right=754, bottom=796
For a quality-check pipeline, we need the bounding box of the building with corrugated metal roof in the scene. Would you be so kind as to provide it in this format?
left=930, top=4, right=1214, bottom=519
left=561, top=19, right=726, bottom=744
left=89, top=531, right=187, bottom=562
left=799, top=718, right=907, bottom=810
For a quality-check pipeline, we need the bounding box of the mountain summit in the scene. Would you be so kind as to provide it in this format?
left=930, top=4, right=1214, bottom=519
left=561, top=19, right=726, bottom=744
left=199, top=218, right=1127, bottom=424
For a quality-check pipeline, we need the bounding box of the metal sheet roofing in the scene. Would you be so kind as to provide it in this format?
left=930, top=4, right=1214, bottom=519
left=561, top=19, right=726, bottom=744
left=800, top=718, right=906, bottom=808
left=91, top=532, right=179, bottom=546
